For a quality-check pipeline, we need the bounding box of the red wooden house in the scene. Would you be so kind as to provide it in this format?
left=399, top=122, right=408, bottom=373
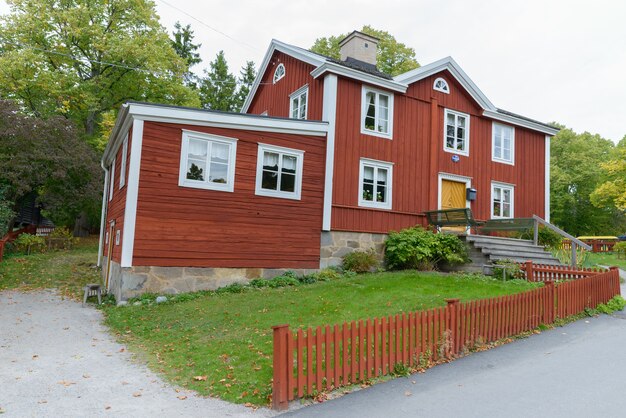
left=99, top=31, right=558, bottom=300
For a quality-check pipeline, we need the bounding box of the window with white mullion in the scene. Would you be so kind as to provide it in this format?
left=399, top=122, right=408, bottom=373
left=492, top=123, right=515, bottom=164
left=492, top=183, right=514, bottom=219
left=444, top=109, right=469, bottom=155
left=256, top=144, right=304, bottom=200
left=179, top=131, right=237, bottom=192
left=290, top=87, right=308, bottom=120
left=362, top=87, right=393, bottom=138
left=359, top=159, right=392, bottom=209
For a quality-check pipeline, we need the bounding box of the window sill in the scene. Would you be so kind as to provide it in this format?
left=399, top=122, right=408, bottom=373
left=255, top=189, right=301, bottom=201
left=443, top=147, right=469, bottom=157
left=179, top=180, right=234, bottom=193
left=492, top=157, right=515, bottom=166
left=360, top=128, right=393, bottom=140
left=358, top=201, right=392, bottom=210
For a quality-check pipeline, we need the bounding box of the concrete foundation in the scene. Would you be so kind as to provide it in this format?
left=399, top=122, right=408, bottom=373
left=320, top=231, right=387, bottom=268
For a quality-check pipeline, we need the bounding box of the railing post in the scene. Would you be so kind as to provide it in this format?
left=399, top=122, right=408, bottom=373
left=533, top=218, right=539, bottom=246
left=525, top=261, right=534, bottom=282
left=445, top=298, right=460, bottom=356
left=272, top=324, right=290, bottom=411
left=571, top=243, right=577, bottom=268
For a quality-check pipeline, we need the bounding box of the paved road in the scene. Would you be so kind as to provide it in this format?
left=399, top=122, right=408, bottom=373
left=285, top=283, right=626, bottom=418
left=0, top=290, right=274, bottom=418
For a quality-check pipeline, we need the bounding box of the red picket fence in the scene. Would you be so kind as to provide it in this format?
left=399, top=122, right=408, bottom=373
left=271, top=267, right=621, bottom=410
left=520, top=261, right=606, bottom=282
left=0, top=225, right=37, bottom=263
left=563, top=239, right=616, bottom=253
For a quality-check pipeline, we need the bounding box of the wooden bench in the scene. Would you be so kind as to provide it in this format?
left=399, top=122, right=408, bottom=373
left=424, top=208, right=484, bottom=233
left=478, top=217, right=535, bottom=232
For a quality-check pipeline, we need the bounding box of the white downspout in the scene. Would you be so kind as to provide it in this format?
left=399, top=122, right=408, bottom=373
left=97, top=163, right=109, bottom=267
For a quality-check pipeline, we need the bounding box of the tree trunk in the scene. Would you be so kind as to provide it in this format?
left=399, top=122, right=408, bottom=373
left=84, top=111, right=97, bottom=137
left=73, top=211, right=90, bottom=237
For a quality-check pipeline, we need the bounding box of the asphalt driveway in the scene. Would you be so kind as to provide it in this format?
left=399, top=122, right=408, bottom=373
left=0, top=290, right=274, bottom=417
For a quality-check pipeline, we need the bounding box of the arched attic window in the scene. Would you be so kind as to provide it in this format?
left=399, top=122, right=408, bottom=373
left=273, top=63, right=285, bottom=84
left=433, top=77, right=450, bottom=94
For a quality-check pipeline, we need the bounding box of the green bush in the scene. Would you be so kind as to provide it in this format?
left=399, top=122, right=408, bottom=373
left=13, top=233, right=46, bottom=254
left=596, top=295, right=626, bottom=314
left=48, top=227, right=76, bottom=250
left=553, top=247, right=588, bottom=268
left=492, top=259, right=523, bottom=280
left=0, top=186, right=14, bottom=237
left=342, top=249, right=379, bottom=273
left=384, top=227, right=468, bottom=271
left=614, top=242, right=626, bottom=259
left=519, top=226, right=563, bottom=250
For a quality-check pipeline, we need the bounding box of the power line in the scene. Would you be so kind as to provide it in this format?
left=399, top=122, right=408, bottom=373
left=156, top=0, right=261, bottom=54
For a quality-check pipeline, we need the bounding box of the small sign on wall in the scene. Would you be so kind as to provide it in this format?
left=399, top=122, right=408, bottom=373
left=451, top=154, right=460, bottom=163
left=115, top=230, right=121, bottom=246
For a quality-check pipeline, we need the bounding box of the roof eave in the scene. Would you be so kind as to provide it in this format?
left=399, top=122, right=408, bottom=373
left=311, top=62, right=408, bottom=93
left=483, top=109, right=559, bottom=136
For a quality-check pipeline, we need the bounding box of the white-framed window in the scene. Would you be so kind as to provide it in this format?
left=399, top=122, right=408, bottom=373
left=119, top=134, right=128, bottom=189
left=358, top=158, right=393, bottom=210
left=433, top=77, right=450, bottom=94
left=492, top=123, right=515, bottom=165
left=108, top=159, right=115, bottom=202
left=178, top=130, right=237, bottom=192
left=361, top=86, right=393, bottom=139
left=444, top=109, right=470, bottom=156
left=255, top=144, right=304, bottom=200
left=273, top=63, right=285, bottom=84
left=491, top=182, right=514, bottom=219
left=289, top=85, right=308, bottom=120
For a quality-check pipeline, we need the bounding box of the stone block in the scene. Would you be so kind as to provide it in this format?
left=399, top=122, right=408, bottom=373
left=347, top=240, right=360, bottom=248
left=151, top=266, right=184, bottom=281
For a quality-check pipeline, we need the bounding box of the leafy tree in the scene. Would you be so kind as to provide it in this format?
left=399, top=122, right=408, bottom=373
left=0, top=100, right=101, bottom=231
left=310, top=25, right=420, bottom=76
left=591, top=137, right=626, bottom=212
left=235, top=60, right=256, bottom=111
left=550, top=126, right=622, bottom=235
left=0, top=186, right=14, bottom=237
left=199, top=51, right=238, bottom=111
left=171, top=21, right=202, bottom=88
left=0, top=0, right=199, bottom=142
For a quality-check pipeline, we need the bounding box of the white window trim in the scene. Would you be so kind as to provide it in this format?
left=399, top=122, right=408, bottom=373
left=443, top=109, right=470, bottom=156
left=273, top=63, right=285, bottom=84
left=361, top=86, right=394, bottom=139
left=119, top=134, right=128, bottom=189
left=108, top=158, right=115, bottom=202
left=178, top=130, right=238, bottom=193
left=492, top=122, right=515, bottom=165
left=289, top=85, right=308, bottom=120
left=491, top=181, right=515, bottom=219
left=433, top=77, right=450, bottom=94
left=255, top=143, right=304, bottom=200
left=358, top=158, right=393, bottom=210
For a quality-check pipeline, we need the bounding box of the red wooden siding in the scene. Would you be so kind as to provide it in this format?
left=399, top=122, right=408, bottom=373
left=132, top=121, right=326, bottom=268
left=248, top=51, right=324, bottom=120
left=103, top=127, right=132, bottom=262
left=330, top=71, right=546, bottom=234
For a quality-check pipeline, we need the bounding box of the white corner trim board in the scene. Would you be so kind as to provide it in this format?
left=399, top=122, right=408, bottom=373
left=322, top=74, right=338, bottom=231
left=120, top=119, right=144, bottom=268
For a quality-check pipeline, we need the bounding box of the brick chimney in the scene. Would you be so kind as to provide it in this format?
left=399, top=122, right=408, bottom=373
left=338, top=31, right=379, bottom=65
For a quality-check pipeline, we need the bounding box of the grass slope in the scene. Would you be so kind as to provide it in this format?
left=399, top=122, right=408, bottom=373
left=103, top=272, right=539, bottom=406
left=585, top=252, right=626, bottom=270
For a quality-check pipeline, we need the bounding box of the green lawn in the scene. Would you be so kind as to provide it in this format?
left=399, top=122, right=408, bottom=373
left=103, top=271, right=540, bottom=406
left=585, top=252, right=626, bottom=270
left=0, top=237, right=101, bottom=298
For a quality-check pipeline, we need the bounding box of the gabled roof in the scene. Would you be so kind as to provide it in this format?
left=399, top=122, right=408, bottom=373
left=242, top=39, right=559, bottom=136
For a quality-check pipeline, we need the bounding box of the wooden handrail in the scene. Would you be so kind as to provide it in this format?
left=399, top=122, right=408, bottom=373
left=532, top=215, right=591, bottom=267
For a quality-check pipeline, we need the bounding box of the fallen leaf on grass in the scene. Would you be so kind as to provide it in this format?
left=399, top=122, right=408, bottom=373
left=58, top=380, right=76, bottom=387
left=193, top=376, right=207, bottom=381
left=244, top=402, right=258, bottom=410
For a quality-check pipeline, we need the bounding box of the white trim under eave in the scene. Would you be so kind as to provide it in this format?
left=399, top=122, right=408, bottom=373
left=241, top=39, right=326, bottom=113
left=483, top=110, right=559, bottom=136
left=311, top=62, right=408, bottom=93
left=120, top=119, right=144, bottom=268
left=322, top=74, right=337, bottom=231
left=545, top=135, right=551, bottom=222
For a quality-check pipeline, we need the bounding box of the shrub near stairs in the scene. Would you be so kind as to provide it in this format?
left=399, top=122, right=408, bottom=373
left=384, top=227, right=468, bottom=270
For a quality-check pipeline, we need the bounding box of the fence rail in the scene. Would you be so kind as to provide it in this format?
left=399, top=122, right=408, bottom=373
left=519, top=261, right=606, bottom=282
left=562, top=239, right=616, bottom=253
left=271, top=266, right=621, bottom=410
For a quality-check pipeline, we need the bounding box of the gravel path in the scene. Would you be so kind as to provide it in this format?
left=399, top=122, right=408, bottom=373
left=0, top=290, right=275, bottom=418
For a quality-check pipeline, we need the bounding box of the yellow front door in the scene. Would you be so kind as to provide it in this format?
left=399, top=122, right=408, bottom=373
left=441, top=180, right=467, bottom=233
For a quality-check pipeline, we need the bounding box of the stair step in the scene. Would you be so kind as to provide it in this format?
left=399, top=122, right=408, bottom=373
left=478, top=244, right=550, bottom=255
left=465, top=235, right=533, bottom=245
left=488, top=255, right=563, bottom=266
left=481, top=248, right=558, bottom=259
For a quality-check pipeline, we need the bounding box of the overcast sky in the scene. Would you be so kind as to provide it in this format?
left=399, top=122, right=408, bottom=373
left=1, top=0, right=624, bottom=143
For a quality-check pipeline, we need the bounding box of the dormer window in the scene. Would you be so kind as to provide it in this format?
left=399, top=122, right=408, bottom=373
left=273, top=64, right=285, bottom=84
left=433, top=77, right=450, bottom=94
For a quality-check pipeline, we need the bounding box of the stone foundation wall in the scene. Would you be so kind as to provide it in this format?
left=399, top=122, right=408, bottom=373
left=320, top=231, right=387, bottom=268
left=102, top=257, right=316, bottom=302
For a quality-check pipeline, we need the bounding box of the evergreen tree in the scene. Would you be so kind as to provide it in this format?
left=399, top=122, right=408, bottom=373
left=235, top=61, right=256, bottom=111
left=199, top=51, right=237, bottom=111
left=171, top=21, right=202, bottom=88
